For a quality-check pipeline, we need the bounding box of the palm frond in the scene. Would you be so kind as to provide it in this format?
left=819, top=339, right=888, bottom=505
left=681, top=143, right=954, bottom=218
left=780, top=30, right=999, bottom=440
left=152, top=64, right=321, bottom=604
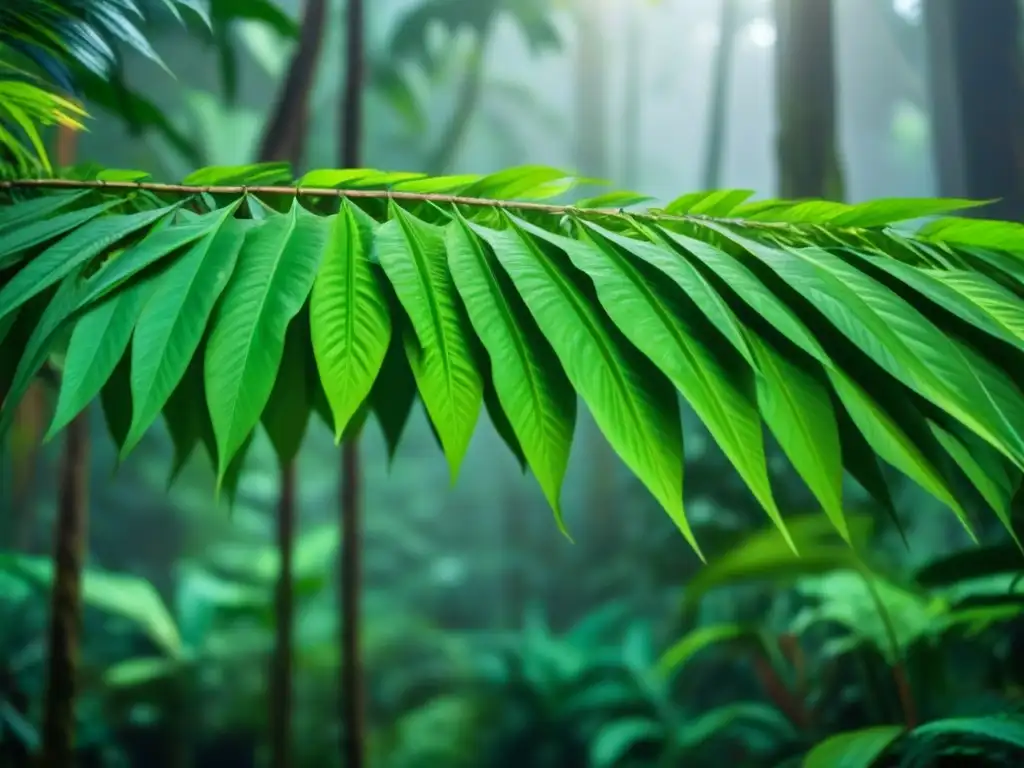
left=0, top=0, right=206, bottom=168
left=2, top=164, right=1023, bottom=556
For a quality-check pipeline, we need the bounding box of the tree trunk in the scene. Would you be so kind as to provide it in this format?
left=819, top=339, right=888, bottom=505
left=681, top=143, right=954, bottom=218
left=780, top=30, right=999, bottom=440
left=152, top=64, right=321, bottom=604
left=701, top=0, right=739, bottom=190
left=338, top=2, right=367, bottom=767
left=923, top=0, right=1024, bottom=221
left=269, top=464, right=296, bottom=768
left=773, top=0, right=844, bottom=199
left=255, top=3, right=329, bottom=766
left=38, top=412, right=88, bottom=768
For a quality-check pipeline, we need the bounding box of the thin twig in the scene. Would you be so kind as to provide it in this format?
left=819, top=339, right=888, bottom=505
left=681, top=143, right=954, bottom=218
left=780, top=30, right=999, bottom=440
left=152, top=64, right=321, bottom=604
left=0, top=177, right=796, bottom=228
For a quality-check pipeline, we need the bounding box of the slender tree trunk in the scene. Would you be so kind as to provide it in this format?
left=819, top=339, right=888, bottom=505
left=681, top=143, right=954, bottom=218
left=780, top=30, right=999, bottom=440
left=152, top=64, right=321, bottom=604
left=425, top=29, right=490, bottom=175
left=571, top=0, right=619, bottom=615
left=773, top=0, right=844, bottom=199
left=620, top=6, right=642, bottom=188
left=923, top=0, right=1024, bottom=221
left=339, top=2, right=367, bottom=767
left=255, top=3, right=329, bottom=766
left=257, top=0, right=328, bottom=166
left=38, top=414, right=88, bottom=768
left=701, top=0, right=739, bottom=190
left=269, top=464, right=296, bottom=768
left=37, top=125, right=87, bottom=768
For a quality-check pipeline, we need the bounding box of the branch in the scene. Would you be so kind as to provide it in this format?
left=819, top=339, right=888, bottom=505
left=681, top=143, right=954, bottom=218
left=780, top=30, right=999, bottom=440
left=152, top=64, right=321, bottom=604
left=0, top=177, right=791, bottom=228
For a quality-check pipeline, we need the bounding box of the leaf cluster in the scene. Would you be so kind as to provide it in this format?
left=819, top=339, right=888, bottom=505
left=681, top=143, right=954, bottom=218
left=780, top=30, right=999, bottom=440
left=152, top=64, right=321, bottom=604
left=4, top=164, right=1024, bottom=554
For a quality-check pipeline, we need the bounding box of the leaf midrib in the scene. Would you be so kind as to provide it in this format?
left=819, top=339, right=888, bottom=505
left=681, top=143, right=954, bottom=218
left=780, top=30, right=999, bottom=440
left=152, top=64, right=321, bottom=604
left=583, top=228, right=750, bottom=481
left=133, top=224, right=221, bottom=423
left=219, top=210, right=298, bottom=454
left=461, top=220, right=551, bottom=461
left=509, top=219, right=667, bottom=488
left=395, top=210, right=459, bottom=422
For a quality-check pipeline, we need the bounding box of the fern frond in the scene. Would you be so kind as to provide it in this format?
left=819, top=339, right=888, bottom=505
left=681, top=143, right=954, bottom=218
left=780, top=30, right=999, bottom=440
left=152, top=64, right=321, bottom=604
left=3, top=164, right=1023, bottom=555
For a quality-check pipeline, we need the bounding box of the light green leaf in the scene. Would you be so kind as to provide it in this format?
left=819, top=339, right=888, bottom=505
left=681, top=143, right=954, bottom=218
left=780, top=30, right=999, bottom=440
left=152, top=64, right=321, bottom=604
left=657, top=624, right=759, bottom=676
left=446, top=214, right=574, bottom=525
left=486, top=214, right=695, bottom=555
left=803, top=725, right=903, bottom=768
left=746, top=333, right=842, bottom=546
left=0, top=190, right=90, bottom=233
left=204, top=201, right=327, bottom=486
left=310, top=200, right=392, bottom=442
left=375, top=205, right=484, bottom=481
left=46, top=276, right=156, bottom=440
left=0, top=204, right=169, bottom=322
left=828, top=371, right=970, bottom=531
left=0, top=199, right=123, bottom=269
left=590, top=719, right=663, bottom=767
left=711, top=226, right=1024, bottom=471
left=0, top=269, right=85, bottom=436
left=123, top=212, right=246, bottom=457
left=570, top=222, right=782, bottom=540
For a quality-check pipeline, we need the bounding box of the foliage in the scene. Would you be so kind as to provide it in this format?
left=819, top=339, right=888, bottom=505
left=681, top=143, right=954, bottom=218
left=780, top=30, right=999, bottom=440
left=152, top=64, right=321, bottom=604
left=5, top=166, right=1024, bottom=553
left=0, top=0, right=208, bottom=169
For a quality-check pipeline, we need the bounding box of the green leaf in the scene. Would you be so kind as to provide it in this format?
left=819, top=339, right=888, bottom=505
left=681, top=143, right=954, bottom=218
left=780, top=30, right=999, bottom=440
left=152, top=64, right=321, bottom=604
left=0, top=555, right=182, bottom=656
left=369, top=314, right=418, bottom=460
left=829, top=198, right=989, bottom=228
left=0, top=203, right=168, bottom=321
left=929, top=421, right=1019, bottom=546
left=76, top=210, right=227, bottom=310
left=684, top=515, right=872, bottom=608
left=0, top=269, right=85, bottom=436
left=310, top=201, right=392, bottom=442
left=745, top=333, right=841, bottom=546
left=803, top=725, right=904, bottom=768
left=101, top=350, right=133, bottom=454
left=261, top=311, right=311, bottom=467
left=204, top=201, right=327, bottom=486
left=0, top=199, right=123, bottom=270
left=460, top=165, right=575, bottom=200
left=589, top=719, right=663, bottom=767
left=162, top=351, right=214, bottom=485
left=715, top=227, right=1024, bottom=471
left=486, top=214, right=695, bottom=556
left=123, top=212, right=246, bottom=457
left=657, top=624, right=760, bottom=676
left=571, top=221, right=783, bottom=541
left=911, top=715, right=1024, bottom=751
left=0, top=190, right=90, bottom=233
left=375, top=205, right=484, bottom=481
left=46, top=276, right=156, bottom=440
left=826, top=371, right=969, bottom=528
left=664, top=189, right=754, bottom=215
left=446, top=215, right=574, bottom=523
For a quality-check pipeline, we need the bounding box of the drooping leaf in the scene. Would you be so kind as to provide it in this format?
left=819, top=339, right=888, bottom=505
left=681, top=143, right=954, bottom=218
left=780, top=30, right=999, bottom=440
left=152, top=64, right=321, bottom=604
left=803, top=725, right=904, bottom=768
left=376, top=204, right=484, bottom=481
left=310, top=200, right=392, bottom=442
left=46, top=274, right=156, bottom=439
left=123, top=211, right=247, bottom=456
left=485, top=213, right=695, bottom=555
left=204, top=201, right=326, bottom=486
left=446, top=214, right=574, bottom=522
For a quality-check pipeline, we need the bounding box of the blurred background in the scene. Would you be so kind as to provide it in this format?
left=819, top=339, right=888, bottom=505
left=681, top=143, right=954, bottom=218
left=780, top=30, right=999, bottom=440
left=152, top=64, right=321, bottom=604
left=3, top=0, right=1024, bottom=766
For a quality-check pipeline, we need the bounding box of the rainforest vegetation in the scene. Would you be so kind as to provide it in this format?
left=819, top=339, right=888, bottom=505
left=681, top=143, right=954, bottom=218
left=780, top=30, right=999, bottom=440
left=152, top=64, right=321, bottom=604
left=3, top=0, right=1024, bottom=767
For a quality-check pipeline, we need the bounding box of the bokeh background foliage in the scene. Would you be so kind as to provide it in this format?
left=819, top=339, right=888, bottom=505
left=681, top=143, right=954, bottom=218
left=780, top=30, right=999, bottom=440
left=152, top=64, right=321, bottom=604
left=3, top=1, right=1024, bottom=767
